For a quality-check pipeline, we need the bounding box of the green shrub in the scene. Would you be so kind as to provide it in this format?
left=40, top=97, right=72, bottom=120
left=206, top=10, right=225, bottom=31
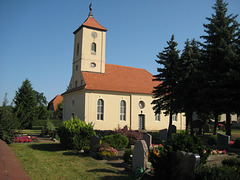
left=196, top=165, right=240, bottom=180
left=43, top=119, right=55, bottom=135
left=102, top=133, right=129, bottom=149
left=123, top=148, right=133, bottom=165
left=207, top=135, right=217, bottom=145
left=233, top=138, right=240, bottom=148
left=114, top=126, right=142, bottom=146
left=222, top=158, right=240, bottom=167
left=171, top=131, right=210, bottom=165
left=58, top=117, right=96, bottom=150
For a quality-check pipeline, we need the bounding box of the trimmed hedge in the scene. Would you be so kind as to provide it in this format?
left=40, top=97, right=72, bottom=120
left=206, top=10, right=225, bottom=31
left=102, top=133, right=129, bottom=149
left=32, top=119, right=63, bottom=127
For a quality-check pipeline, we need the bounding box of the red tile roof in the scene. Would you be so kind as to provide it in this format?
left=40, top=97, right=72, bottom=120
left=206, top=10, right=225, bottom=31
left=48, top=95, right=63, bottom=111
left=80, top=64, right=158, bottom=94
left=74, top=16, right=107, bottom=34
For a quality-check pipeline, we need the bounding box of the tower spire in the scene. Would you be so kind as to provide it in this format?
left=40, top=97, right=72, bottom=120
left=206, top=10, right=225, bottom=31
left=89, top=3, right=93, bottom=17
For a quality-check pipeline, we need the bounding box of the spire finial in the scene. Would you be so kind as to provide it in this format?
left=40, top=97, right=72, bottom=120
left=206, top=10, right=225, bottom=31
left=89, top=3, right=93, bottom=17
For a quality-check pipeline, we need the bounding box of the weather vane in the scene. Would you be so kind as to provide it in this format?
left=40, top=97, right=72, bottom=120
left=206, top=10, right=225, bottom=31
left=89, top=3, right=93, bottom=17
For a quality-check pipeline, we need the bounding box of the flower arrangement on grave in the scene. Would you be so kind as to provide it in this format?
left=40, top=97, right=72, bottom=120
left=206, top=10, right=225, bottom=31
left=98, top=142, right=118, bottom=158
left=210, top=149, right=227, bottom=155
left=13, top=136, right=39, bottom=143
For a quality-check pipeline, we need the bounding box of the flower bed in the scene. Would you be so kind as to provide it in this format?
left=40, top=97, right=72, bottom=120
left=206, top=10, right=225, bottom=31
left=210, top=149, right=227, bottom=155
left=13, top=136, right=39, bottom=143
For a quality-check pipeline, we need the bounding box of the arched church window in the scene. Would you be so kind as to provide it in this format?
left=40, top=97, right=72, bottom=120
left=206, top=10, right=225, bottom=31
left=97, top=99, right=104, bottom=120
left=91, top=42, right=96, bottom=53
left=120, top=100, right=126, bottom=121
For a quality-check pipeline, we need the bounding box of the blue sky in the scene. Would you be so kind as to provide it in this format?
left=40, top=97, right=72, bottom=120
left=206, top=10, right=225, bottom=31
left=0, top=0, right=240, bottom=105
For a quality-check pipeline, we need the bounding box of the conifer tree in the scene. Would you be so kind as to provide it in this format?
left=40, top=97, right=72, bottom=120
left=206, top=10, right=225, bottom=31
left=13, top=79, right=38, bottom=129
left=177, top=39, right=200, bottom=133
left=152, top=34, right=180, bottom=138
left=200, top=0, right=240, bottom=135
left=0, top=94, right=20, bottom=144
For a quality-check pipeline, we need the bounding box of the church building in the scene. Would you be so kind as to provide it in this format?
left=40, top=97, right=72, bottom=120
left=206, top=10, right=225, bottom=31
left=62, top=5, right=186, bottom=131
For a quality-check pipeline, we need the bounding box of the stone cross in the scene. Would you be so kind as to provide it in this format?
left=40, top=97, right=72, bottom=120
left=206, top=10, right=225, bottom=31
left=132, top=140, right=148, bottom=174
left=142, top=132, right=152, bottom=149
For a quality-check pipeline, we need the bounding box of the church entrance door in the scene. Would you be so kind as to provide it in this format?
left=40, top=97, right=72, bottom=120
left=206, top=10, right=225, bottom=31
left=138, top=114, right=145, bottom=130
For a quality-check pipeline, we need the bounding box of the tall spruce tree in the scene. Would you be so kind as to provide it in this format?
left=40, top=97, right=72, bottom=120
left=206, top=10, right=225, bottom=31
left=152, top=34, right=180, bottom=138
left=200, top=0, right=240, bottom=135
left=13, top=79, right=38, bottom=129
left=177, top=39, right=200, bottom=133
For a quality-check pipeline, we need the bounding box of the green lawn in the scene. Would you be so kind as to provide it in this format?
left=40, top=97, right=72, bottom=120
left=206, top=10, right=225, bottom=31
left=10, top=143, right=131, bottom=180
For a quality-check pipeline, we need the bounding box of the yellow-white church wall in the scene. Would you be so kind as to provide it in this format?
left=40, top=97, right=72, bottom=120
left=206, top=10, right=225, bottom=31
left=84, top=90, right=131, bottom=130
left=80, top=27, right=106, bottom=73
left=63, top=91, right=85, bottom=121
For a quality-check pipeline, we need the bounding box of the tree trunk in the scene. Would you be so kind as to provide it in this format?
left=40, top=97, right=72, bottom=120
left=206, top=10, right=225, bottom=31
left=213, top=113, right=218, bottom=135
left=189, top=111, right=194, bottom=136
left=168, top=106, right=173, bottom=140
left=225, top=113, right=231, bottom=136
left=185, top=111, right=190, bottom=132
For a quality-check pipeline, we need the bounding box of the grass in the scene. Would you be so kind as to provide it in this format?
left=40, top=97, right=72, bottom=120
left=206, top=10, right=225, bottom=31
left=10, top=143, right=131, bottom=180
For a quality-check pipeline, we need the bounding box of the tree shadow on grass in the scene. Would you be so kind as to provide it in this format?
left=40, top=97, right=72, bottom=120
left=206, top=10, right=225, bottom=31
left=30, top=143, right=66, bottom=152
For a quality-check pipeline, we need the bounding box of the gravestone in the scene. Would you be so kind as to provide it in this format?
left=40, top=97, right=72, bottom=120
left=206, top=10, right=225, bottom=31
left=191, top=120, right=203, bottom=135
left=217, top=133, right=230, bottom=150
left=169, top=125, right=176, bottom=135
left=132, top=140, right=148, bottom=174
left=90, top=136, right=100, bottom=156
left=171, top=151, right=200, bottom=180
left=159, top=129, right=168, bottom=142
left=142, top=133, right=152, bottom=149
left=202, top=123, right=210, bottom=134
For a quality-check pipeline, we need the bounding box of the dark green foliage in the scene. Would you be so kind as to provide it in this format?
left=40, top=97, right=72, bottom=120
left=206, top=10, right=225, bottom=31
left=32, top=119, right=62, bottom=127
left=123, top=148, right=133, bottom=165
left=200, top=0, right=240, bottom=135
left=58, top=117, right=96, bottom=150
left=152, top=34, right=180, bottom=138
left=114, top=126, right=142, bottom=146
left=0, top=94, right=20, bottom=144
left=222, top=158, right=240, bottom=167
left=34, top=91, right=49, bottom=119
left=171, top=131, right=210, bottom=164
left=102, top=133, right=129, bottom=149
left=232, top=138, right=240, bottom=148
left=13, top=79, right=38, bottom=129
left=207, top=135, right=217, bottom=145
left=55, top=101, right=63, bottom=119
left=43, top=119, right=55, bottom=134
left=196, top=165, right=240, bottom=180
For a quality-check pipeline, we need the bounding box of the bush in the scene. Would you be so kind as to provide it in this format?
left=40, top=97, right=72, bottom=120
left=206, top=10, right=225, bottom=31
left=102, top=133, right=129, bottom=149
left=43, top=119, right=55, bottom=135
left=232, top=138, right=240, bottom=148
left=123, top=148, right=133, bottom=165
left=171, top=131, right=210, bottom=165
left=98, top=143, right=118, bottom=158
left=114, top=126, right=142, bottom=146
left=222, top=158, right=240, bottom=167
left=196, top=165, right=240, bottom=180
left=207, top=135, right=217, bottom=145
left=58, top=117, right=96, bottom=150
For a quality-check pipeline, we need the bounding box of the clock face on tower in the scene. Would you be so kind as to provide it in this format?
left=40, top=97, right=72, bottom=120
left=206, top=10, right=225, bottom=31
left=91, top=32, right=98, bottom=38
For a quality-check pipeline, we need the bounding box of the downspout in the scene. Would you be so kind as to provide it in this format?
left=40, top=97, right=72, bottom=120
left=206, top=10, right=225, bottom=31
left=130, top=94, right=132, bottom=129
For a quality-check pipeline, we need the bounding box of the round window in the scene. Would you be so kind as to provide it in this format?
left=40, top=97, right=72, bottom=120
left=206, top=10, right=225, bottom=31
left=91, top=62, right=96, bottom=68
left=139, top=101, right=145, bottom=109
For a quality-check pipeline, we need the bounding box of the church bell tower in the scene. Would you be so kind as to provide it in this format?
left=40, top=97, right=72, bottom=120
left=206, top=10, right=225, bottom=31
left=69, top=4, right=107, bottom=89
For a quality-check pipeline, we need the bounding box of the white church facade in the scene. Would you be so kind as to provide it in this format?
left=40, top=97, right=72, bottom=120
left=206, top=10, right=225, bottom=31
left=62, top=6, right=186, bottom=131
